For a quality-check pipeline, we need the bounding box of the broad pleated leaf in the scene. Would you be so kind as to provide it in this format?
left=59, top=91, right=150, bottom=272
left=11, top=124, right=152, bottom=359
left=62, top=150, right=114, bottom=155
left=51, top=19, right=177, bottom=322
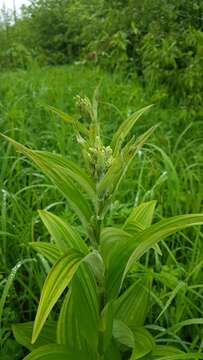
left=151, top=345, right=184, bottom=358
left=4, top=136, right=95, bottom=199
left=23, top=344, right=89, bottom=360
left=101, top=227, right=134, bottom=299
left=57, top=289, right=96, bottom=357
left=113, top=319, right=134, bottom=348
left=84, top=249, right=104, bottom=283
left=32, top=249, right=84, bottom=344
left=69, top=263, right=99, bottom=350
left=56, top=290, right=84, bottom=348
left=123, top=201, right=157, bottom=233
left=113, top=277, right=150, bottom=327
left=123, top=200, right=161, bottom=254
left=111, top=104, right=153, bottom=155
left=12, top=321, right=56, bottom=351
left=130, top=327, right=154, bottom=359
left=30, top=242, right=61, bottom=264
left=3, top=136, right=94, bottom=230
left=38, top=210, right=88, bottom=254
left=57, top=262, right=99, bottom=352
left=100, top=302, right=114, bottom=353
left=33, top=150, right=96, bottom=200
left=122, top=214, right=203, bottom=283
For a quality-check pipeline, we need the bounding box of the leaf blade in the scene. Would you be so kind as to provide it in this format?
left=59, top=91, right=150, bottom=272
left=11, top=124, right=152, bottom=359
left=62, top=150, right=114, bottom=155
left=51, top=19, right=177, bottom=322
left=32, top=249, right=84, bottom=344
left=111, top=104, right=153, bottom=154
left=38, top=210, right=88, bottom=254
left=122, top=214, right=203, bottom=283
left=12, top=321, right=56, bottom=352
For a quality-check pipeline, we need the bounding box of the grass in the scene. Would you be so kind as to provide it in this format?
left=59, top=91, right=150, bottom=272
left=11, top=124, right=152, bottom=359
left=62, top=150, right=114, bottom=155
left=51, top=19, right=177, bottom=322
left=0, top=63, right=203, bottom=358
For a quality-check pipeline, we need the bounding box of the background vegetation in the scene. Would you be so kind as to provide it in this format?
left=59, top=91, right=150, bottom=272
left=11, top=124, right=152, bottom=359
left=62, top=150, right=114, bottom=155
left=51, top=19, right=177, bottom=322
left=1, top=0, right=203, bottom=112
left=0, top=0, right=203, bottom=359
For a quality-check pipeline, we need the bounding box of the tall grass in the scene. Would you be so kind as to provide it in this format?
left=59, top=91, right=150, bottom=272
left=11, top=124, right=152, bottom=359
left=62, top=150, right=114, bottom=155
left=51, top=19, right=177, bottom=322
left=0, top=64, right=203, bottom=359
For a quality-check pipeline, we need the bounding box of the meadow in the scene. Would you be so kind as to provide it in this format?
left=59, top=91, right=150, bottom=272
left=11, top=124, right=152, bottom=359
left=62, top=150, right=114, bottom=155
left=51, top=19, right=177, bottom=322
left=0, top=64, right=203, bottom=359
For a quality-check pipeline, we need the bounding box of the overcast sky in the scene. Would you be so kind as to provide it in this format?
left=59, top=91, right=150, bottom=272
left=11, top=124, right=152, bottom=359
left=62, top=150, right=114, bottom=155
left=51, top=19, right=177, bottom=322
left=0, top=0, right=30, bottom=11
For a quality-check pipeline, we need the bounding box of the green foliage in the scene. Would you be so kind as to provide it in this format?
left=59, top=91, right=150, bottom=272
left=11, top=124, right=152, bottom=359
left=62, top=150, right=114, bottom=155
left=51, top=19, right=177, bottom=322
left=0, top=65, right=203, bottom=359
left=1, top=0, right=203, bottom=111
left=140, top=26, right=203, bottom=108
left=3, top=91, right=203, bottom=359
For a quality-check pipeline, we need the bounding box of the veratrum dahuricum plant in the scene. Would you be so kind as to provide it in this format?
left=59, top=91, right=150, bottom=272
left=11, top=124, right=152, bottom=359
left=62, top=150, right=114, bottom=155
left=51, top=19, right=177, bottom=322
left=4, top=90, right=203, bottom=359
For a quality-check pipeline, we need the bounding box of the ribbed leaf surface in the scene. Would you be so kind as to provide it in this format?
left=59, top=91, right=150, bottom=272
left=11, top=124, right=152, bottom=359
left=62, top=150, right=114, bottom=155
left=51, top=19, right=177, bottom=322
left=3, top=136, right=95, bottom=230
left=32, top=249, right=84, bottom=344
left=123, top=214, right=203, bottom=282
left=113, top=277, right=150, bottom=327
left=123, top=201, right=157, bottom=233
left=101, top=227, right=134, bottom=299
left=23, top=344, right=89, bottom=360
left=57, top=262, right=99, bottom=353
left=130, top=327, right=154, bottom=359
left=111, top=104, right=153, bottom=155
left=31, top=242, right=61, bottom=264
left=113, top=319, right=134, bottom=348
left=12, top=321, right=56, bottom=351
left=38, top=210, right=88, bottom=254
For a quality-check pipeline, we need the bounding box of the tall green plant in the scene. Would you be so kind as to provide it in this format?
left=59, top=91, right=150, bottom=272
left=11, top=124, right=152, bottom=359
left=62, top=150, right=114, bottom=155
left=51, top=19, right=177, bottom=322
left=3, top=91, right=203, bottom=359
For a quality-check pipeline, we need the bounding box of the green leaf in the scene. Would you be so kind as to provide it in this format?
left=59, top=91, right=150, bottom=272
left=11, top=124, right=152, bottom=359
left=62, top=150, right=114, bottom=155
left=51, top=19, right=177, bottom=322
left=34, top=150, right=96, bottom=200
left=100, top=302, right=114, bottom=353
left=12, top=321, right=56, bottom=351
left=0, top=259, right=36, bottom=328
left=169, top=318, right=203, bottom=333
left=47, top=105, right=89, bottom=136
left=84, top=249, right=104, bottom=283
left=101, top=227, right=134, bottom=299
left=32, top=249, right=84, bottom=344
left=92, top=84, right=99, bottom=125
left=56, top=289, right=96, bottom=357
left=122, top=214, right=203, bottom=283
left=111, top=125, right=157, bottom=195
left=150, top=345, right=203, bottom=360
left=113, top=277, right=150, bottom=327
left=111, top=104, right=153, bottom=155
left=130, top=327, right=154, bottom=359
left=103, top=340, right=121, bottom=360
left=57, top=262, right=99, bottom=352
left=123, top=200, right=161, bottom=254
left=98, top=125, right=156, bottom=200
left=38, top=210, right=88, bottom=254
left=123, top=201, right=157, bottom=233
left=152, top=345, right=183, bottom=357
left=23, top=344, right=87, bottom=360
left=70, top=263, right=99, bottom=349
left=113, top=319, right=134, bottom=348
left=154, top=355, right=203, bottom=360
left=56, top=290, right=82, bottom=348
left=30, top=242, right=61, bottom=264
left=3, top=136, right=94, bottom=230
left=97, top=157, right=121, bottom=195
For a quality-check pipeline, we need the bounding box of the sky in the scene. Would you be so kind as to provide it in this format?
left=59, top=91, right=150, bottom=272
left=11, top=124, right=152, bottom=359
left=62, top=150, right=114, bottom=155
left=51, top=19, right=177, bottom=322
left=0, top=0, right=30, bottom=12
